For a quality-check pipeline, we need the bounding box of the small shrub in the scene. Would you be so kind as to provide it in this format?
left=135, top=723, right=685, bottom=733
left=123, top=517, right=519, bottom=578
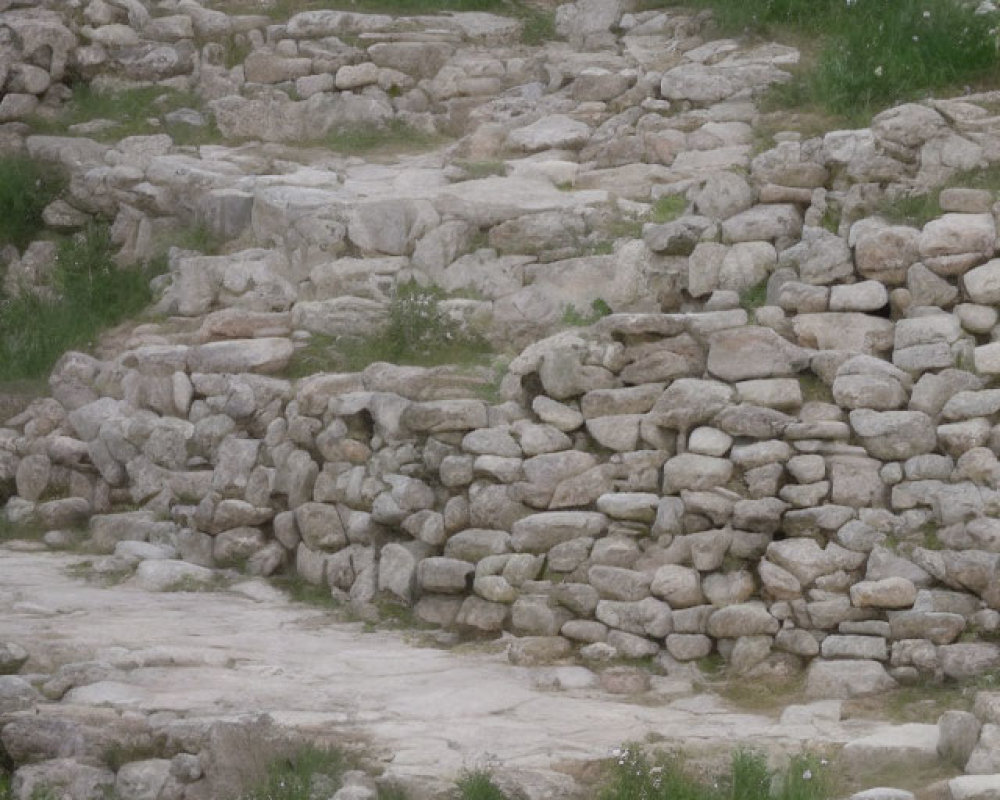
left=0, top=156, right=65, bottom=249
left=290, top=281, right=492, bottom=374
left=456, top=770, right=508, bottom=800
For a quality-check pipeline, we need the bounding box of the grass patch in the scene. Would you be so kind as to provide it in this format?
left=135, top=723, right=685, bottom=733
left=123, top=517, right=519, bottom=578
left=562, top=298, right=612, bottom=327
left=323, top=119, right=448, bottom=156
left=0, top=224, right=162, bottom=381
left=798, top=373, right=833, bottom=405
left=457, top=770, right=508, bottom=800
left=165, top=573, right=231, bottom=592
left=237, top=745, right=348, bottom=800
left=818, top=205, right=840, bottom=235
left=0, top=156, right=66, bottom=250
left=104, top=739, right=167, bottom=772
left=29, top=84, right=222, bottom=146
left=159, top=223, right=226, bottom=256
left=845, top=671, right=1000, bottom=724
left=600, top=746, right=829, bottom=800
left=874, top=164, right=1000, bottom=226
left=455, top=160, right=507, bottom=179
left=651, top=194, right=687, bottom=224
left=371, top=599, right=435, bottom=631
left=715, top=674, right=806, bottom=715
left=0, top=515, right=45, bottom=542
left=221, top=32, right=254, bottom=69
left=876, top=191, right=941, bottom=227
left=271, top=574, right=343, bottom=610
left=739, top=281, right=769, bottom=313
left=287, top=281, right=493, bottom=376
left=656, top=0, right=1000, bottom=119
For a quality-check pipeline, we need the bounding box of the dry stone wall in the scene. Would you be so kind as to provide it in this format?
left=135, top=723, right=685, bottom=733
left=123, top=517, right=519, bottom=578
left=4, top=0, right=1000, bottom=699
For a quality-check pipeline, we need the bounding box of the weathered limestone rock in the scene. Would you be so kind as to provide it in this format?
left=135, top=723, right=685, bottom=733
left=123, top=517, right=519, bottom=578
left=850, top=410, right=937, bottom=460
left=938, top=710, right=982, bottom=768
left=706, top=603, right=778, bottom=638
left=707, top=327, right=809, bottom=382
left=805, top=659, right=896, bottom=698
left=507, top=115, right=592, bottom=152
left=850, top=578, right=916, bottom=609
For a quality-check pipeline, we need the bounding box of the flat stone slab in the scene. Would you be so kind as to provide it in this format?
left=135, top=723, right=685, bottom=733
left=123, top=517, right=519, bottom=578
left=0, top=550, right=905, bottom=793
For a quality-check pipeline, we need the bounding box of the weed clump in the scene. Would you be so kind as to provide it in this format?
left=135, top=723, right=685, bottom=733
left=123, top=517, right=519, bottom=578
left=562, top=298, right=613, bottom=327
left=324, top=120, right=446, bottom=155
left=0, top=224, right=161, bottom=381
left=0, top=156, right=65, bottom=250
left=288, top=281, right=492, bottom=376
left=600, top=746, right=829, bottom=800
left=237, top=745, right=348, bottom=800
left=457, top=770, right=508, bottom=800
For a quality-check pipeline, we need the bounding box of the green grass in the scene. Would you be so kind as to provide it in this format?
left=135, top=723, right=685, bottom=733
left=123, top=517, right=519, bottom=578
left=656, top=0, right=1000, bottom=119
left=221, top=33, right=253, bottom=69
left=271, top=574, right=343, bottom=609
left=0, top=156, right=66, bottom=250
left=0, top=224, right=162, bottom=381
left=875, top=164, right=1000, bottom=226
left=323, top=119, right=448, bottom=155
left=798, top=373, right=833, bottom=405
left=237, top=745, right=348, bottom=800
left=651, top=194, right=687, bottom=224
left=562, top=298, right=612, bottom=327
left=286, top=281, right=493, bottom=375
left=876, top=191, right=941, bottom=227
left=455, top=160, right=507, bottom=179
left=0, top=515, right=45, bottom=541
left=600, top=747, right=829, bottom=800
left=739, top=281, right=769, bottom=313
left=29, top=84, right=222, bottom=146
left=457, top=770, right=508, bottom=800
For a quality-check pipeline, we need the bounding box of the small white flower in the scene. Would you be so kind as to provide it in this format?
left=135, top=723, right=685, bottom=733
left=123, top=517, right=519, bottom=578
left=874, top=65, right=884, bottom=76
left=913, top=35, right=920, bottom=41
left=803, top=770, right=813, bottom=781
left=923, top=10, right=931, bottom=17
